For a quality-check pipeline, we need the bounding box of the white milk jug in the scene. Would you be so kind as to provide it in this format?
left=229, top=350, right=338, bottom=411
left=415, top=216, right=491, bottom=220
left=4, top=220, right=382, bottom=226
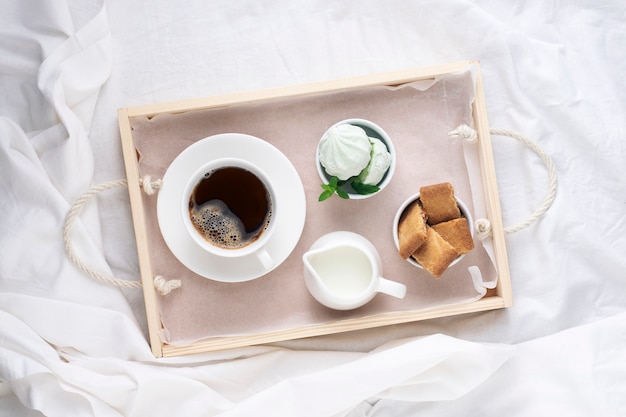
left=303, top=231, right=406, bottom=310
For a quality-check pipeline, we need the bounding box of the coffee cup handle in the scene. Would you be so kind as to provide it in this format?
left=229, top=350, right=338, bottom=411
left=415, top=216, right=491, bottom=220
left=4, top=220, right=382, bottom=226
left=376, top=277, right=407, bottom=299
left=256, top=247, right=274, bottom=270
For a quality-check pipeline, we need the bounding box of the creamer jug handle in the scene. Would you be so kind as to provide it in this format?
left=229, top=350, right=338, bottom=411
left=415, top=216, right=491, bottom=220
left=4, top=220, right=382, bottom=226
left=377, top=277, right=407, bottom=299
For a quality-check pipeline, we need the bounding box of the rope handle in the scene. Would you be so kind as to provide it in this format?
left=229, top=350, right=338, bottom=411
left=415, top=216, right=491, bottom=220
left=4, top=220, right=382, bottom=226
left=449, top=125, right=558, bottom=239
left=63, top=176, right=181, bottom=294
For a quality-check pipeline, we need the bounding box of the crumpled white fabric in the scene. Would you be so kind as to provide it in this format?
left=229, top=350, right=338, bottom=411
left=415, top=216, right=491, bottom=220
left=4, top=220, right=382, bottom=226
left=1, top=0, right=625, bottom=416
left=0, top=310, right=515, bottom=416
left=347, top=313, right=626, bottom=417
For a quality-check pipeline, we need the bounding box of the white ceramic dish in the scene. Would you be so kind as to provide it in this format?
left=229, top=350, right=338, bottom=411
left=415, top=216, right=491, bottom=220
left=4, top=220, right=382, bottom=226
left=157, top=133, right=306, bottom=282
left=316, top=118, right=396, bottom=199
left=392, top=192, right=474, bottom=269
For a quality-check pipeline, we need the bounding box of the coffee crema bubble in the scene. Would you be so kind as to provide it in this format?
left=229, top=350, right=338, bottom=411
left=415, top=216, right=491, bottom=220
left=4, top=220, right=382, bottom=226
left=190, top=200, right=255, bottom=249
left=188, top=166, right=272, bottom=250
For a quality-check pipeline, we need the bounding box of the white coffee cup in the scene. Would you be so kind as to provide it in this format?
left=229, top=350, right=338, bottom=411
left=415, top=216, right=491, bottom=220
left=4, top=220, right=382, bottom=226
left=303, top=231, right=406, bottom=310
left=182, top=157, right=276, bottom=269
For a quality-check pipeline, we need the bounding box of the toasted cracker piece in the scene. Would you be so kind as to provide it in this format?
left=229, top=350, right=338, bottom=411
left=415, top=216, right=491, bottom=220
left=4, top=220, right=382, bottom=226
left=432, top=218, right=475, bottom=255
left=411, top=226, right=459, bottom=278
left=419, top=182, right=461, bottom=225
left=397, top=202, right=428, bottom=259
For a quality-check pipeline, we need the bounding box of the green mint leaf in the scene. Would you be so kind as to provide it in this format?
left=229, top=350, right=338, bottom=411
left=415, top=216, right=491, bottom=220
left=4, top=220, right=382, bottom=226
left=351, top=181, right=379, bottom=195
left=318, top=190, right=334, bottom=201
left=318, top=176, right=352, bottom=201
left=319, top=177, right=338, bottom=201
left=336, top=189, right=350, bottom=199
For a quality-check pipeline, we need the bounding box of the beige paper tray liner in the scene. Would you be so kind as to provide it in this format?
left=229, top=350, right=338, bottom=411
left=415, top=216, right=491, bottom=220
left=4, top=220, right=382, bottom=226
left=130, top=68, right=496, bottom=345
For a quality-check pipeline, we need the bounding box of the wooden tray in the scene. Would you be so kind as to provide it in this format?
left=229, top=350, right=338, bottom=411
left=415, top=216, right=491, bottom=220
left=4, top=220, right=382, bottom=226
left=118, top=60, right=512, bottom=358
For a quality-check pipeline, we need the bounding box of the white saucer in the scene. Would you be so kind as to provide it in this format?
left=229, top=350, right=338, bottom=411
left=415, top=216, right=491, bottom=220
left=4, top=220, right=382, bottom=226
left=157, top=133, right=306, bottom=282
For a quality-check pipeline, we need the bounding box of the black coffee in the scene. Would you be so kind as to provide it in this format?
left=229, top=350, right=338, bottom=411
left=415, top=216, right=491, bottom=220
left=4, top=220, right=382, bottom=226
left=189, top=166, right=272, bottom=250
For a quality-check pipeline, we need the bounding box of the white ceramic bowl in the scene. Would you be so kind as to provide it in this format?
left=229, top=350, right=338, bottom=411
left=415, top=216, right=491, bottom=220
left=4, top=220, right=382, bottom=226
left=316, top=118, right=396, bottom=199
left=392, top=192, right=474, bottom=269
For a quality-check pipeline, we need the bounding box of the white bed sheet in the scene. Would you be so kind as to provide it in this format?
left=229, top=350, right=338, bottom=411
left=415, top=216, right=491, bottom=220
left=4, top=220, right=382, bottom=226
left=1, top=1, right=625, bottom=416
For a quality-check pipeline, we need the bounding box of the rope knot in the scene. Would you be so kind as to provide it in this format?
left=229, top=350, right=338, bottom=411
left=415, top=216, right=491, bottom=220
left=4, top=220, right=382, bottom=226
left=448, top=124, right=478, bottom=143
left=153, top=275, right=182, bottom=295
left=141, top=176, right=163, bottom=195
left=475, top=218, right=492, bottom=240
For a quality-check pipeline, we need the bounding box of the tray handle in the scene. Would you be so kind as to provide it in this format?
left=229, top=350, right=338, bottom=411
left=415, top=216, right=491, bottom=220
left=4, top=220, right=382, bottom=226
left=63, top=177, right=181, bottom=294
left=449, top=125, right=558, bottom=239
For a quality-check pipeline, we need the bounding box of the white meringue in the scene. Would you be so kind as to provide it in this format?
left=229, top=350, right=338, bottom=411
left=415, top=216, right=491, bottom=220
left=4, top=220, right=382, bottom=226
left=318, top=124, right=372, bottom=180
left=357, top=137, right=392, bottom=185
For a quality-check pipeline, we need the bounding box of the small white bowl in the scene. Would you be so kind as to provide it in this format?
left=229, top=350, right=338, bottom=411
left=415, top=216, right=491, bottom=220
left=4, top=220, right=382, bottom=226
left=316, top=118, right=396, bottom=200
left=392, top=192, right=474, bottom=269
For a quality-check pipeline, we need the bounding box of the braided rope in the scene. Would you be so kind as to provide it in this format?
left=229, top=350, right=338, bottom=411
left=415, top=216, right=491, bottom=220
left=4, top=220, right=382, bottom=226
left=63, top=177, right=181, bottom=294
left=63, top=180, right=142, bottom=289
left=489, top=128, right=558, bottom=235
left=450, top=125, right=558, bottom=237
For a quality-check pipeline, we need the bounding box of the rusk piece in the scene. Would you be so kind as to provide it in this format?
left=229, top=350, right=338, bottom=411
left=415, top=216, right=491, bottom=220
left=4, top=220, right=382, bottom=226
left=432, top=218, right=475, bottom=255
left=420, top=182, right=460, bottom=224
left=397, top=202, right=428, bottom=259
left=411, top=226, right=459, bottom=278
